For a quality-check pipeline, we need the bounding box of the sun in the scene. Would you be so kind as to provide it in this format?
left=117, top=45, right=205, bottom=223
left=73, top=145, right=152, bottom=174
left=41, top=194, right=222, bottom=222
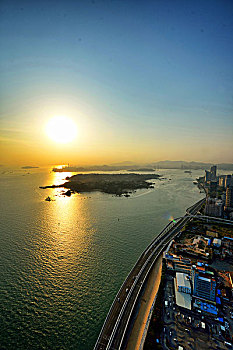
left=45, top=116, right=77, bottom=144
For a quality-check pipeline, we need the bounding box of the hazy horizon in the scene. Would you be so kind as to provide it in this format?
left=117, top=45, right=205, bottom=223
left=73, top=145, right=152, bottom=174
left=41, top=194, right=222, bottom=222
left=1, top=158, right=233, bottom=169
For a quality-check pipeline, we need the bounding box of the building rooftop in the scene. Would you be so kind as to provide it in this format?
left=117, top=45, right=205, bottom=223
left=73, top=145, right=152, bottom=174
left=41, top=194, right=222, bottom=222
left=213, top=238, right=221, bottom=246
left=223, top=236, right=233, bottom=241
left=174, top=279, right=192, bottom=310
left=176, top=272, right=190, bottom=288
left=193, top=299, right=218, bottom=315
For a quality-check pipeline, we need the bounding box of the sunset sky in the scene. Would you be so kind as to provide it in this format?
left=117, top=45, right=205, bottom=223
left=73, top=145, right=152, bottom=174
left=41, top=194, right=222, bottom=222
left=0, top=0, right=233, bottom=166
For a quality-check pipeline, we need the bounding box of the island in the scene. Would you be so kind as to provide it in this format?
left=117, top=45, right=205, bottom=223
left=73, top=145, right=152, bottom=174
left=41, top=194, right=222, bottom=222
left=52, top=165, right=155, bottom=172
left=22, top=166, right=39, bottom=169
left=40, top=173, right=161, bottom=196
left=127, top=168, right=155, bottom=172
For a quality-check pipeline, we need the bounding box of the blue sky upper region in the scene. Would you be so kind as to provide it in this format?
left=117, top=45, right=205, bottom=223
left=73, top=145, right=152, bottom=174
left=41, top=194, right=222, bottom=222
left=0, top=0, right=233, bottom=165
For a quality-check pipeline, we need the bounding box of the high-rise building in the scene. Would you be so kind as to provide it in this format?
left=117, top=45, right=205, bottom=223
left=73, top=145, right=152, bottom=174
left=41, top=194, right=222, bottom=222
left=191, top=265, right=216, bottom=302
left=218, top=175, right=225, bottom=187
left=209, top=181, right=217, bottom=193
left=225, top=175, right=232, bottom=189
left=205, top=170, right=211, bottom=182
left=225, top=186, right=233, bottom=209
left=204, top=198, right=223, bottom=217
left=210, top=165, right=217, bottom=180
left=231, top=176, right=233, bottom=187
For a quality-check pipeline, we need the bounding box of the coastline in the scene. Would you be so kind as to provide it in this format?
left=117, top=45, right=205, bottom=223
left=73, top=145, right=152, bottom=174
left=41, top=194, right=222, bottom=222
left=40, top=173, right=161, bottom=196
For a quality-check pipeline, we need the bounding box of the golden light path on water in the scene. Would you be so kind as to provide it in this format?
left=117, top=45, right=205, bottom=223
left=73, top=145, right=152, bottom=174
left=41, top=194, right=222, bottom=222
left=44, top=171, right=93, bottom=258
left=32, top=170, right=96, bottom=316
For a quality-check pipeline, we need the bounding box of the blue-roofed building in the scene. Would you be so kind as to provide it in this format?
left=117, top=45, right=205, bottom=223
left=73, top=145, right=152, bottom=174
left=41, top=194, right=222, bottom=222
left=193, top=299, right=218, bottom=315
left=191, top=265, right=216, bottom=302
left=213, top=238, right=221, bottom=248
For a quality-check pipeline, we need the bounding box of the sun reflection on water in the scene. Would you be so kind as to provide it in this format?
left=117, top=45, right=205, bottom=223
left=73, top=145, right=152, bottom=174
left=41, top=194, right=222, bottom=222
left=39, top=169, right=95, bottom=273
left=52, top=171, right=74, bottom=186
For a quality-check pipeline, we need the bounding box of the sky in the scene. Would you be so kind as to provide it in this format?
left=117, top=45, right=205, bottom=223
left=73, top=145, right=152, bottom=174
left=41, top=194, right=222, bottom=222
left=0, top=0, right=233, bottom=166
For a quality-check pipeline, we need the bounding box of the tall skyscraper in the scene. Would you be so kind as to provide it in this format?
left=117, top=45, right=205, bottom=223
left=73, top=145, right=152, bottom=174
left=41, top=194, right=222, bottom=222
left=205, top=170, right=211, bottom=182
left=204, top=198, right=223, bottom=217
left=225, top=186, right=233, bottom=209
left=210, top=165, right=217, bottom=181
left=225, top=175, right=232, bottom=189
left=209, top=181, right=217, bottom=193
left=218, top=175, right=225, bottom=187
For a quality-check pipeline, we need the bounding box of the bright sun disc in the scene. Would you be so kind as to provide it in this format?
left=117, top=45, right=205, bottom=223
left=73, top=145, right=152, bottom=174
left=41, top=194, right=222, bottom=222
left=46, top=116, right=77, bottom=144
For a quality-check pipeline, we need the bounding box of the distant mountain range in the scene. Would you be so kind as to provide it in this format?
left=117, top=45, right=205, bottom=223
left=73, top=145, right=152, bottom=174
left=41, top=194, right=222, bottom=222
left=150, top=161, right=233, bottom=170
left=53, top=161, right=233, bottom=172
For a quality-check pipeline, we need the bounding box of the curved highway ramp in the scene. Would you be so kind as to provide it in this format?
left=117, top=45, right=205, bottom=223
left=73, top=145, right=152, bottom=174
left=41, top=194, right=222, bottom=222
left=94, top=199, right=205, bottom=350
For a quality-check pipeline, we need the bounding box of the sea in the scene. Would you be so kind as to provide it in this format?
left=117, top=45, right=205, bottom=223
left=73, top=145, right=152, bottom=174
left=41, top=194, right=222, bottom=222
left=0, top=167, right=206, bottom=349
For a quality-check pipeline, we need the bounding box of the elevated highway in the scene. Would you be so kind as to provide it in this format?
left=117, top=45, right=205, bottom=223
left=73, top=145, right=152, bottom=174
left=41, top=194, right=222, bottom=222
left=186, top=214, right=233, bottom=226
left=94, top=198, right=205, bottom=350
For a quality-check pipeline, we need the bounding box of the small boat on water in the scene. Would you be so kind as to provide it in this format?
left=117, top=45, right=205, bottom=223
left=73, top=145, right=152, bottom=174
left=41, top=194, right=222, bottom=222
left=45, top=196, right=52, bottom=201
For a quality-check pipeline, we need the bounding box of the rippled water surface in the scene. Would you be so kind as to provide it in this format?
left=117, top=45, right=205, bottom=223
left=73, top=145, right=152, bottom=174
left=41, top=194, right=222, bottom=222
left=0, top=168, right=204, bottom=349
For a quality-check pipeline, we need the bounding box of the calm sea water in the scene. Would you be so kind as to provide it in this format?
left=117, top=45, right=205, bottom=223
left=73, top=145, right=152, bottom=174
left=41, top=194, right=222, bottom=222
left=0, top=168, right=204, bottom=350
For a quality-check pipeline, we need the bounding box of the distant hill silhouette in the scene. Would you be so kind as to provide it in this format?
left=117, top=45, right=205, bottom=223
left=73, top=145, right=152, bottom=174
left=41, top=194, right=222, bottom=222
left=52, top=161, right=233, bottom=172
left=151, top=161, right=233, bottom=170
left=22, top=166, right=39, bottom=169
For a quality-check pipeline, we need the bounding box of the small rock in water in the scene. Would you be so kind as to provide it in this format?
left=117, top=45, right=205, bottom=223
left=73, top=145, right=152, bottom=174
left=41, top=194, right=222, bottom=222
left=64, top=190, right=72, bottom=196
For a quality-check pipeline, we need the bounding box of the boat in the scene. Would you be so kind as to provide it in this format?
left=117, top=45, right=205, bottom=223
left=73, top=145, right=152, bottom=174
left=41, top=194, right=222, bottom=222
left=45, top=196, right=52, bottom=201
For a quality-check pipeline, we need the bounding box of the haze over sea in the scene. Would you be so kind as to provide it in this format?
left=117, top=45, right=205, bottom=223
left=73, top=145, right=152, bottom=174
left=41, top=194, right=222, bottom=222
left=1, top=168, right=207, bottom=349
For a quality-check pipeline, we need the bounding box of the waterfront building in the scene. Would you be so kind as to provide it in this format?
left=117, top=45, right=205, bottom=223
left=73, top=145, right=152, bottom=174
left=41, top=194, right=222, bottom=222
left=225, top=186, right=233, bottom=209
left=225, top=175, right=232, bottom=189
left=174, top=272, right=192, bottom=310
left=209, top=181, right=217, bottom=195
left=205, top=170, right=211, bottom=182
left=174, top=235, right=211, bottom=260
left=204, top=198, right=223, bottom=217
left=210, top=165, right=217, bottom=180
left=163, top=253, right=191, bottom=274
left=176, top=273, right=191, bottom=294
left=219, top=175, right=225, bottom=187
left=191, top=265, right=216, bottom=302
left=173, top=263, right=191, bottom=274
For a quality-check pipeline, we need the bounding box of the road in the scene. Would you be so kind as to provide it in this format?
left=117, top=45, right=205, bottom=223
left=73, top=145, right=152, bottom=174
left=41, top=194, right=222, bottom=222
left=125, top=255, right=163, bottom=350
left=94, top=198, right=205, bottom=350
